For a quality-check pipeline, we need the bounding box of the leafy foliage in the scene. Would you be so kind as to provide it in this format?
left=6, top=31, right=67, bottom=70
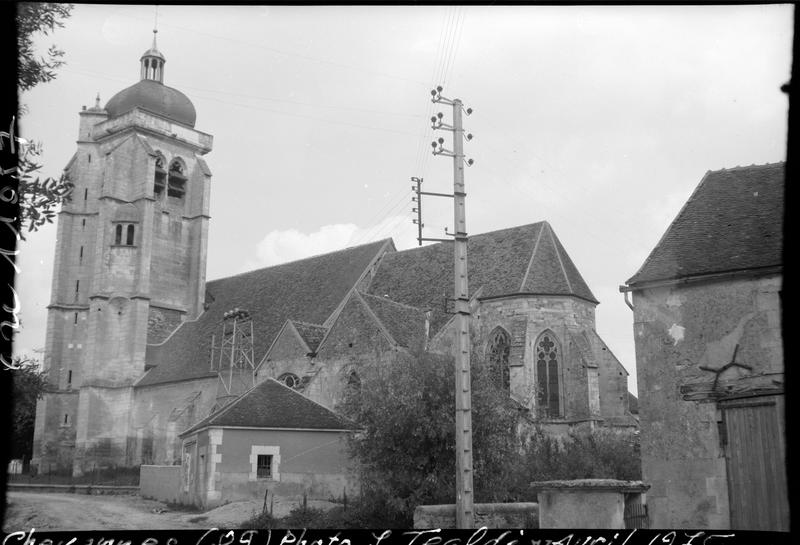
left=337, top=350, right=526, bottom=522
left=17, top=3, right=74, bottom=93
left=12, top=140, right=74, bottom=240
left=504, top=427, right=642, bottom=501
left=9, top=355, right=49, bottom=459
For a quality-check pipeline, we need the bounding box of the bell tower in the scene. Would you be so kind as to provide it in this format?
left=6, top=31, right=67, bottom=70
left=32, top=33, right=214, bottom=475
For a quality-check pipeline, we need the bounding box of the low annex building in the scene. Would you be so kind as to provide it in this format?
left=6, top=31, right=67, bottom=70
left=622, top=162, right=787, bottom=530
left=178, top=378, right=357, bottom=509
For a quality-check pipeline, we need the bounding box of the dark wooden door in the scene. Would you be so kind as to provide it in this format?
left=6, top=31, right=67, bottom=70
left=720, top=395, right=788, bottom=531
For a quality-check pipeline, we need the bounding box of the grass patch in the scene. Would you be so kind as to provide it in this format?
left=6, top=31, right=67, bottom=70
left=240, top=500, right=411, bottom=529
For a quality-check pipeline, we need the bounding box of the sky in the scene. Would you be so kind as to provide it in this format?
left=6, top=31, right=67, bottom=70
left=15, top=4, right=793, bottom=395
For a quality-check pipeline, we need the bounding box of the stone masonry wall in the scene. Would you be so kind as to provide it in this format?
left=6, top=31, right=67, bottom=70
left=631, top=274, right=782, bottom=528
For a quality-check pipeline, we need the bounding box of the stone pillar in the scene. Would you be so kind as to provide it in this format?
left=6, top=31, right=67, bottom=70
left=530, top=479, right=649, bottom=529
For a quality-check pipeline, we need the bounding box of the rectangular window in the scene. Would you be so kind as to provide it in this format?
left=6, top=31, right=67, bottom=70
left=257, top=455, right=272, bottom=479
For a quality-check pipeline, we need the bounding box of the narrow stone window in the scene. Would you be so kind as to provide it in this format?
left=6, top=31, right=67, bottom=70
left=74, top=312, right=78, bottom=324
left=88, top=154, right=91, bottom=164
left=487, top=327, right=511, bottom=391
left=63, top=413, right=70, bottom=425
left=67, top=370, right=72, bottom=386
left=82, top=219, right=86, bottom=228
left=79, top=246, right=83, bottom=263
left=536, top=331, right=561, bottom=418
left=257, top=455, right=272, bottom=479
left=84, top=188, right=88, bottom=201
left=75, top=280, right=80, bottom=301
left=115, top=224, right=123, bottom=245
left=167, top=160, right=187, bottom=199
left=126, top=224, right=135, bottom=245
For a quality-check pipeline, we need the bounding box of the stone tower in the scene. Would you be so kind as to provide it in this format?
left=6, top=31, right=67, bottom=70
left=32, top=32, right=213, bottom=475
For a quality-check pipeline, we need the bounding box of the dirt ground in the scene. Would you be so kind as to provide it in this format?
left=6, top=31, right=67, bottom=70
left=3, top=492, right=338, bottom=531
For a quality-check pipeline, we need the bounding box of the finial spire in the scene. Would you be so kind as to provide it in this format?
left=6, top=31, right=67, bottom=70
left=95, top=93, right=101, bottom=108
left=152, top=5, right=159, bottom=49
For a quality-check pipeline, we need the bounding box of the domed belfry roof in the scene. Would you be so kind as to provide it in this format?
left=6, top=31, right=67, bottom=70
left=104, top=30, right=197, bottom=127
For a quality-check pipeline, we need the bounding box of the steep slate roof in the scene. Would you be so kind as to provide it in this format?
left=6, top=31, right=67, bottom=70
left=366, top=222, right=597, bottom=334
left=628, top=163, right=784, bottom=286
left=359, top=292, right=429, bottom=350
left=291, top=321, right=327, bottom=353
left=180, top=379, right=356, bottom=436
left=139, top=239, right=391, bottom=386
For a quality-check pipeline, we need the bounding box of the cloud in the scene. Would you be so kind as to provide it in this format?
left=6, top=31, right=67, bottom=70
left=244, top=214, right=420, bottom=271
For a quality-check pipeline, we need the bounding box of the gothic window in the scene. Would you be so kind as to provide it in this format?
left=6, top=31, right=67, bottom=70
left=126, top=224, right=135, bottom=245
left=536, top=331, right=561, bottom=418
left=487, top=327, right=511, bottom=391
left=278, top=373, right=300, bottom=389
left=167, top=159, right=187, bottom=199
left=154, top=154, right=166, bottom=197
left=115, top=224, right=123, bottom=245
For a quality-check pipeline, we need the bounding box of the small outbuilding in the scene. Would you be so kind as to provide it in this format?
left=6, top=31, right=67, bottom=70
left=178, top=378, right=358, bottom=509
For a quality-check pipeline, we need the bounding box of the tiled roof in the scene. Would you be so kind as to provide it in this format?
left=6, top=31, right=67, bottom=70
left=291, top=321, right=327, bottom=353
left=138, top=239, right=391, bottom=386
left=180, top=378, right=356, bottom=436
left=359, top=292, right=428, bottom=350
left=366, top=222, right=597, bottom=330
left=627, top=163, right=784, bottom=286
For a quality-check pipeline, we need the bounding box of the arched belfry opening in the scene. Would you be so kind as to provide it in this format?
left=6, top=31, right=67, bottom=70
left=167, top=159, right=187, bottom=200
left=487, top=326, right=511, bottom=391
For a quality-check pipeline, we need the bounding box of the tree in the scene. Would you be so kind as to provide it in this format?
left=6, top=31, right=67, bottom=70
left=9, top=355, right=49, bottom=460
left=17, top=3, right=75, bottom=93
left=12, top=3, right=76, bottom=239
left=12, top=141, right=74, bottom=240
left=337, top=349, right=526, bottom=523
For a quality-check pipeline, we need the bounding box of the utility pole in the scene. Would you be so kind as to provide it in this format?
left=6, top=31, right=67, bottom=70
left=430, top=85, right=475, bottom=528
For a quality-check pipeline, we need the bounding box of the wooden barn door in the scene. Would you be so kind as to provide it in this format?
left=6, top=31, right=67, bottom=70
left=720, top=395, right=788, bottom=531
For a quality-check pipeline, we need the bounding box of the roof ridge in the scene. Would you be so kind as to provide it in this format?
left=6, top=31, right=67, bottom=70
left=206, top=238, right=392, bottom=284
left=353, top=291, right=400, bottom=348
left=546, top=223, right=573, bottom=293
left=520, top=221, right=546, bottom=290
left=388, top=221, right=548, bottom=258
left=711, top=161, right=784, bottom=173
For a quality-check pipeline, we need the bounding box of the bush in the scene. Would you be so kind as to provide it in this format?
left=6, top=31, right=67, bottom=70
left=505, top=427, right=641, bottom=500
left=337, top=350, right=525, bottom=522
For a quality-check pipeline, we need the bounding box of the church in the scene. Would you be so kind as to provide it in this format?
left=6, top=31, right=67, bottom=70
left=32, top=35, right=636, bottom=484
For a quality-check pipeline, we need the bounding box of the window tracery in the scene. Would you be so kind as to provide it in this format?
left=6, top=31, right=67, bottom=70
left=487, top=327, right=511, bottom=391
left=536, top=331, right=561, bottom=418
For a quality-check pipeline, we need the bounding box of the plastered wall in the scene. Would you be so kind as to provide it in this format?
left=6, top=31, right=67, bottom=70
left=631, top=274, right=782, bottom=528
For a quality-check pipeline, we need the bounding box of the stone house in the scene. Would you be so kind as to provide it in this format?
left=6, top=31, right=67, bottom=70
left=622, top=162, right=787, bottom=530
left=33, top=36, right=636, bottom=493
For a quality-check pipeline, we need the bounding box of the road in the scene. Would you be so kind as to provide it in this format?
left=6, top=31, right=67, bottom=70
left=3, top=492, right=248, bottom=531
